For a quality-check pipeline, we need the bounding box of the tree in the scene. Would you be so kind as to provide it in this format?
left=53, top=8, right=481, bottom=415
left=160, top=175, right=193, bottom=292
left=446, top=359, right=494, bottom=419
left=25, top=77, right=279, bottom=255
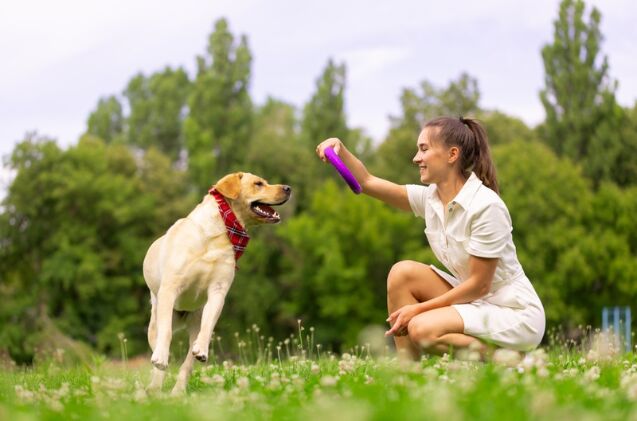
left=300, top=59, right=349, bottom=147
left=371, top=73, right=481, bottom=184
left=278, top=181, right=428, bottom=347
left=297, top=59, right=374, bottom=203
left=539, top=0, right=636, bottom=186
left=492, top=140, right=637, bottom=329
left=0, top=134, right=193, bottom=362
left=479, top=110, right=539, bottom=146
left=86, top=96, right=124, bottom=143
left=124, top=67, right=191, bottom=161
left=184, top=18, right=253, bottom=192
left=244, top=97, right=304, bottom=184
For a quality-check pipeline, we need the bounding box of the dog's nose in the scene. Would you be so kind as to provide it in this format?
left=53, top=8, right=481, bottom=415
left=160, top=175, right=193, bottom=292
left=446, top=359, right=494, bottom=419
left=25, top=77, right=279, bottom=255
left=282, top=185, right=291, bottom=194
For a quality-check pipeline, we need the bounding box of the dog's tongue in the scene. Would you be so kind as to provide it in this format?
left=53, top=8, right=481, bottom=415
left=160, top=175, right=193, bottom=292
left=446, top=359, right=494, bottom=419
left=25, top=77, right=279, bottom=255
left=260, top=204, right=275, bottom=216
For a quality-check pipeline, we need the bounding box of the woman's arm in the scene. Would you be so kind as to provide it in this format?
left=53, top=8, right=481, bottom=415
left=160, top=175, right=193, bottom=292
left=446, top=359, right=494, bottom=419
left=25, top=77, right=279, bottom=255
left=386, top=255, right=498, bottom=335
left=316, top=138, right=411, bottom=211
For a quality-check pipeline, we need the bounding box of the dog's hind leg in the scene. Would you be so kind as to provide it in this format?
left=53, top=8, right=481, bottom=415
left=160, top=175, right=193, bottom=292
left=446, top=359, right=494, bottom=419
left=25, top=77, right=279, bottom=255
left=171, top=310, right=202, bottom=395
left=150, top=284, right=178, bottom=370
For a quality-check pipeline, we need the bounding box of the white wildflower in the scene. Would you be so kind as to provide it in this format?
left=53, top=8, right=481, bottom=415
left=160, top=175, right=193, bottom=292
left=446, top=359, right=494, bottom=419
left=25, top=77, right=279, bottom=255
left=46, top=397, right=64, bottom=412
left=14, top=385, right=35, bottom=402
left=493, top=349, right=522, bottom=367
left=133, top=388, right=147, bottom=402
left=586, top=332, right=619, bottom=362
left=584, top=366, right=601, bottom=382
left=320, top=375, right=338, bottom=387
left=236, top=376, right=249, bottom=389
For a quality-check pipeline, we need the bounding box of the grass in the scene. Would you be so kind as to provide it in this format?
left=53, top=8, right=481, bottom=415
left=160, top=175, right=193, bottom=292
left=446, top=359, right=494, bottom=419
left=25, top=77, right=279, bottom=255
left=1, top=324, right=636, bottom=420
left=2, top=343, right=637, bottom=421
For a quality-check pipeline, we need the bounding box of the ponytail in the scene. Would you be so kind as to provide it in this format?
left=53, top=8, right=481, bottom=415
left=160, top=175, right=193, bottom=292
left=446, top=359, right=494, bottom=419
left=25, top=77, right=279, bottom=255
left=424, top=116, right=499, bottom=194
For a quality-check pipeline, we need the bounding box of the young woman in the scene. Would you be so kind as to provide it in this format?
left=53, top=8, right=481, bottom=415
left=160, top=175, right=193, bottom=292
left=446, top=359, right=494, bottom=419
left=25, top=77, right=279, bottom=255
left=316, top=117, right=545, bottom=359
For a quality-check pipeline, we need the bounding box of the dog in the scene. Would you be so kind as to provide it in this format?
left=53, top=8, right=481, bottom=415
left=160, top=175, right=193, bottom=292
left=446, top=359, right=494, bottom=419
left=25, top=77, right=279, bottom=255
left=142, top=172, right=291, bottom=394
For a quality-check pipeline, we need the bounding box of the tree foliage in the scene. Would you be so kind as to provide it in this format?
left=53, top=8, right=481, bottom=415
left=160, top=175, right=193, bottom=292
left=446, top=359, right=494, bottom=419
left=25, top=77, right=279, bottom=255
left=371, top=73, right=481, bottom=184
left=3, top=6, right=637, bottom=361
left=277, top=181, right=427, bottom=346
left=86, top=96, right=124, bottom=143
left=184, top=18, right=253, bottom=191
left=0, top=134, right=193, bottom=362
left=539, top=0, right=637, bottom=186
left=124, top=67, right=191, bottom=161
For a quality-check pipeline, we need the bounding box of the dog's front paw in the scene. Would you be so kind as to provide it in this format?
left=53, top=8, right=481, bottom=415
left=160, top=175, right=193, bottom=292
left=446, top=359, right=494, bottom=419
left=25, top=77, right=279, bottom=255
left=191, top=341, right=209, bottom=363
left=151, top=348, right=169, bottom=370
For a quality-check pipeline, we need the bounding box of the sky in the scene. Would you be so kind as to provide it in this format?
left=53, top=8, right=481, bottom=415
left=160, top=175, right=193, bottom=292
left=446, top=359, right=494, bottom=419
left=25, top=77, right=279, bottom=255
left=1, top=0, right=636, bottom=193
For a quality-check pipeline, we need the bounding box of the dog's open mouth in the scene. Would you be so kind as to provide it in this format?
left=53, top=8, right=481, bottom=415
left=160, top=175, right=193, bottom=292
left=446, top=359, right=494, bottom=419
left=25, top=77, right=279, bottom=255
left=250, top=201, right=283, bottom=223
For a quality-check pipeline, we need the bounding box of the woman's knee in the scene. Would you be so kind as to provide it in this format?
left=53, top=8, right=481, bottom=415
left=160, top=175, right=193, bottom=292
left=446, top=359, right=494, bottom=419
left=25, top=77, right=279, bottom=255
left=407, top=317, right=439, bottom=346
left=387, top=260, right=420, bottom=293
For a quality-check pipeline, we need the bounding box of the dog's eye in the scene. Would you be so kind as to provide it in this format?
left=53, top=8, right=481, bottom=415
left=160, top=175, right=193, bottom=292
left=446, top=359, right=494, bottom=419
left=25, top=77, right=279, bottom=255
left=255, top=181, right=264, bottom=187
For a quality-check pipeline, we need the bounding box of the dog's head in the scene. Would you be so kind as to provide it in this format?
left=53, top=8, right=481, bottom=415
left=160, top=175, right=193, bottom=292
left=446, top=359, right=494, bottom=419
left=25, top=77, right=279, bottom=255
left=214, top=172, right=291, bottom=226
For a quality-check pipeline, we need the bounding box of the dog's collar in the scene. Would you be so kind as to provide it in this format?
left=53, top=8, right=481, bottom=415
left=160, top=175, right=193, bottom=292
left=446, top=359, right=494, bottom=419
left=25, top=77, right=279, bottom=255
left=209, top=188, right=250, bottom=262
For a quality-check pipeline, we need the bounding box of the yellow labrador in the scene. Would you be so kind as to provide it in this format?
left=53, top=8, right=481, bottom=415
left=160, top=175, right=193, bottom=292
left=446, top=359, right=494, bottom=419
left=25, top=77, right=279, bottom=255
left=143, top=172, right=291, bottom=394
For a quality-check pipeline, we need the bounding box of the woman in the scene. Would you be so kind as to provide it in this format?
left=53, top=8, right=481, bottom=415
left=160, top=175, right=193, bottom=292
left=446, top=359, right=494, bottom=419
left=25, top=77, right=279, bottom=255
left=316, top=117, right=545, bottom=359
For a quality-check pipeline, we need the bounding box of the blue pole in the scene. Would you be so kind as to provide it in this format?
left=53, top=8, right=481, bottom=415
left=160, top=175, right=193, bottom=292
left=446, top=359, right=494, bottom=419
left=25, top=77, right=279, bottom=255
left=614, top=306, right=621, bottom=351
left=626, top=306, right=632, bottom=353
left=602, top=307, right=609, bottom=332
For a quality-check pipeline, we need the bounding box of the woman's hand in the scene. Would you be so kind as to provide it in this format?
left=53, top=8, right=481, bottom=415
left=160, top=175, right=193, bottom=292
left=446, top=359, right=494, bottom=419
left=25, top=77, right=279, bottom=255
left=385, top=303, right=423, bottom=337
left=315, top=137, right=344, bottom=162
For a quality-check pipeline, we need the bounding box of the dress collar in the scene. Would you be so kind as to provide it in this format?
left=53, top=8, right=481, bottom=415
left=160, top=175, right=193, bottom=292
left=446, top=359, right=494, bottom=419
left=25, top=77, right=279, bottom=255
left=427, top=172, right=483, bottom=210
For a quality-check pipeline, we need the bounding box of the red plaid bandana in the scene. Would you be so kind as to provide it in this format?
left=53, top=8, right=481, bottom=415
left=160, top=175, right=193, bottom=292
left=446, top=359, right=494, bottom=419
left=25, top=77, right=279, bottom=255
left=209, top=188, right=250, bottom=262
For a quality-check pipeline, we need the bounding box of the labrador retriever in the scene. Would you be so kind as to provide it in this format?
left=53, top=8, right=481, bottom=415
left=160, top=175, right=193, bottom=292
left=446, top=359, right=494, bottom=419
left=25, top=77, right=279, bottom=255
left=143, top=172, right=291, bottom=394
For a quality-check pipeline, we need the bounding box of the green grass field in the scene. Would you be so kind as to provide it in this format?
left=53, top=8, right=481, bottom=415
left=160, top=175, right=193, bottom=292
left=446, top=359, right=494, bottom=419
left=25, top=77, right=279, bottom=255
left=2, top=342, right=637, bottom=421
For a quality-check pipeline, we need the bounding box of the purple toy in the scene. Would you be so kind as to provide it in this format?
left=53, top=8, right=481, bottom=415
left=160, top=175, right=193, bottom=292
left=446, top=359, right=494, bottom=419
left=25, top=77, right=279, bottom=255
left=324, top=146, right=362, bottom=194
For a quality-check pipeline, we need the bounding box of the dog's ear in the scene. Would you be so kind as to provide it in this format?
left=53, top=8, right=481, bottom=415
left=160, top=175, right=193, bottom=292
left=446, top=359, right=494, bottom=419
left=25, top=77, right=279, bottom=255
left=214, top=172, right=244, bottom=200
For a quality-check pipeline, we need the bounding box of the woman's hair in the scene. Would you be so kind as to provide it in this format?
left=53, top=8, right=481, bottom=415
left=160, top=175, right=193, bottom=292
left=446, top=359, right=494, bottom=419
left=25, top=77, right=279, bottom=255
left=423, top=116, right=499, bottom=194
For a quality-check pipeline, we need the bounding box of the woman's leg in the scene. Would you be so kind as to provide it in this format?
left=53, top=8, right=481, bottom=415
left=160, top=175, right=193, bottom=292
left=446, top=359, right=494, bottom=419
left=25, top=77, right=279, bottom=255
left=407, top=307, right=482, bottom=355
left=386, top=260, right=454, bottom=359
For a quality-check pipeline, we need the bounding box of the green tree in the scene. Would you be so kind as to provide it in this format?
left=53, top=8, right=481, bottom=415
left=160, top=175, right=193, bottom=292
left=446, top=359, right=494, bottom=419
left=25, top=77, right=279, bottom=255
left=0, top=134, right=193, bottom=362
left=491, top=140, right=637, bottom=329
left=278, top=181, right=428, bottom=347
left=539, top=0, right=636, bottom=186
left=124, top=67, right=191, bottom=161
left=479, top=111, right=539, bottom=146
left=300, top=59, right=349, bottom=147
left=297, top=59, right=375, bottom=203
left=372, top=73, right=481, bottom=184
left=86, top=96, right=124, bottom=143
left=244, top=98, right=309, bottom=210
left=244, top=98, right=304, bottom=183
left=184, top=18, right=253, bottom=191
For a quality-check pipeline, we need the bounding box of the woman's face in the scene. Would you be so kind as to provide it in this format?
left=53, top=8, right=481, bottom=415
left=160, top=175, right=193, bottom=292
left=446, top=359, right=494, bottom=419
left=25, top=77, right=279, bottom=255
left=413, top=128, right=453, bottom=184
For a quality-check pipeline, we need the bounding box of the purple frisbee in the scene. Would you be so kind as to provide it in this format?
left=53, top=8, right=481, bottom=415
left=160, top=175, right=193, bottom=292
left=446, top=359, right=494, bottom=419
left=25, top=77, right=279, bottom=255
left=324, top=146, right=362, bottom=194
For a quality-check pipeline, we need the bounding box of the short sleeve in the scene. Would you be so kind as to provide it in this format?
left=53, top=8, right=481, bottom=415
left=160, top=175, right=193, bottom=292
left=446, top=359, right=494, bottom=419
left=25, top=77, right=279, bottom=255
left=465, top=203, right=512, bottom=259
left=405, top=184, right=428, bottom=218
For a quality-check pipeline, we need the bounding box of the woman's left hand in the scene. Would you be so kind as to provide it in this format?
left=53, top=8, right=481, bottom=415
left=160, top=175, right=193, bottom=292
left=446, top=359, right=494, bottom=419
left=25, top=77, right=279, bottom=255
left=385, top=304, right=422, bottom=337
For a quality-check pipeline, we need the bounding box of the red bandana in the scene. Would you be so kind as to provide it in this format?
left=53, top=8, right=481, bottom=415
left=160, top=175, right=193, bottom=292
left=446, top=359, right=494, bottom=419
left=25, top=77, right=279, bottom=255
left=209, top=188, right=250, bottom=261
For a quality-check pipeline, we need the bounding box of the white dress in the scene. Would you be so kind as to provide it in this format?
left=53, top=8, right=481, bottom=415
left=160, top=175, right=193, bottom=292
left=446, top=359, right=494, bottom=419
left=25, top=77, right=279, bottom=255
left=406, top=173, right=545, bottom=351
